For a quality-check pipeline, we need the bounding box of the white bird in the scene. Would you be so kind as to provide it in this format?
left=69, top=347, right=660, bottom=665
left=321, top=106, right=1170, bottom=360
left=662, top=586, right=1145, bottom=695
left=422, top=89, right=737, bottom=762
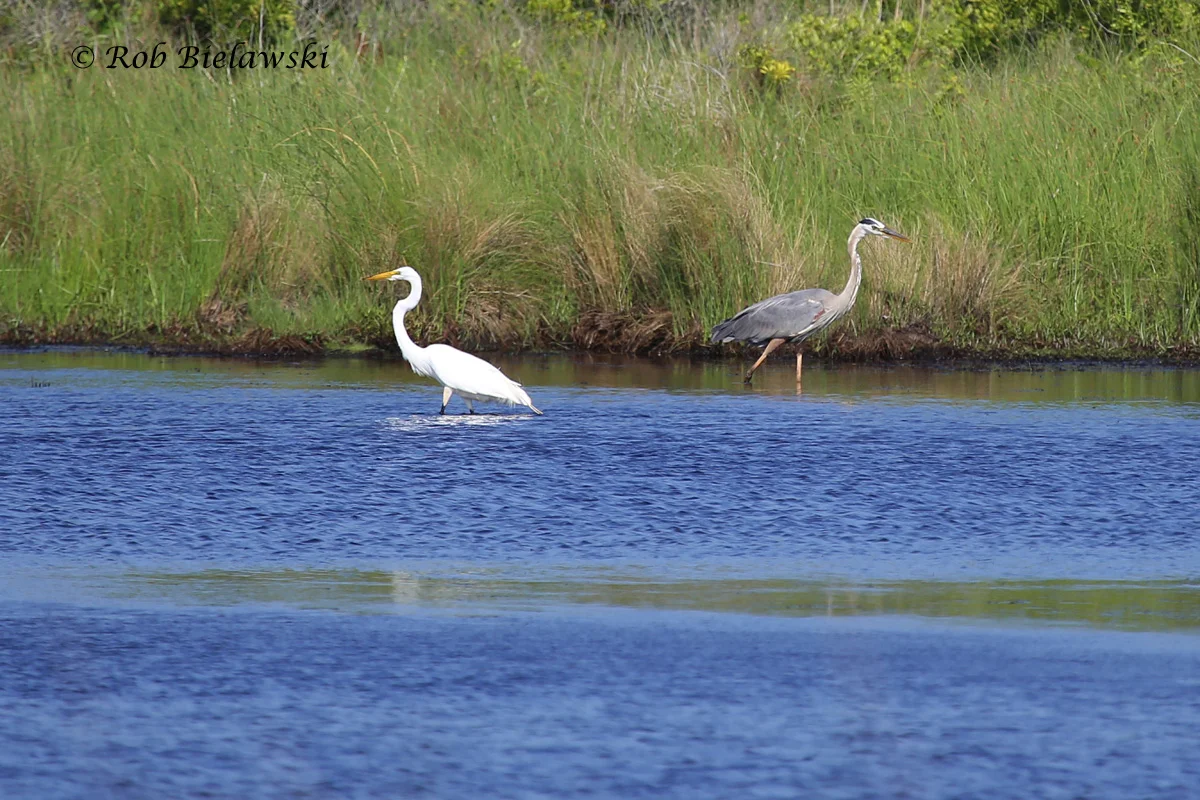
left=366, top=266, right=542, bottom=415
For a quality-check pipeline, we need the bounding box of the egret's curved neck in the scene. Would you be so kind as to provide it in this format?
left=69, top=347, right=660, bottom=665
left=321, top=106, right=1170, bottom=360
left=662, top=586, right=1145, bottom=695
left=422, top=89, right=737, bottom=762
left=392, top=276, right=432, bottom=373
left=839, top=225, right=867, bottom=312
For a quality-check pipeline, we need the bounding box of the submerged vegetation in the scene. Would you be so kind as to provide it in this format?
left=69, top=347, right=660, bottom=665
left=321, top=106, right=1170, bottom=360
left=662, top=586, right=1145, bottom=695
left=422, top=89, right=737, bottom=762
left=2, top=0, right=1199, bottom=359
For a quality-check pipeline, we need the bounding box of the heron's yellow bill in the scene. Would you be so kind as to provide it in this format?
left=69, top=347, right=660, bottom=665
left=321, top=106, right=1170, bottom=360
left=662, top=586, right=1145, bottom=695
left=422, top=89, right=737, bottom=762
left=883, top=228, right=911, bottom=242
left=365, top=269, right=401, bottom=281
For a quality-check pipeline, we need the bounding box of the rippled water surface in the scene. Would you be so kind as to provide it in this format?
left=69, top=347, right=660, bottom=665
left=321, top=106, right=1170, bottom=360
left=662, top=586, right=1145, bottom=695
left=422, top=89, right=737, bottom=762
left=2, top=349, right=1199, bottom=798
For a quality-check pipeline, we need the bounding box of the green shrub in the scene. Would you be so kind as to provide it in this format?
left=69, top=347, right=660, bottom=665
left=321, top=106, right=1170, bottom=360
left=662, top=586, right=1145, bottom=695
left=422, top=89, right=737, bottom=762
left=737, top=45, right=798, bottom=89
left=788, top=13, right=925, bottom=80
left=155, top=0, right=295, bottom=43
left=1081, top=0, right=1198, bottom=42
left=85, top=0, right=130, bottom=31
left=951, top=0, right=1200, bottom=56
left=523, top=0, right=608, bottom=37
left=782, top=0, right=1200, bottom=83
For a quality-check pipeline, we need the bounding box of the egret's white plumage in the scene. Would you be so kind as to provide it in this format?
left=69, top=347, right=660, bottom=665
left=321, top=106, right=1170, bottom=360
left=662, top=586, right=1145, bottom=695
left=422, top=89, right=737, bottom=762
left=367, top=266, right=542, bottom=415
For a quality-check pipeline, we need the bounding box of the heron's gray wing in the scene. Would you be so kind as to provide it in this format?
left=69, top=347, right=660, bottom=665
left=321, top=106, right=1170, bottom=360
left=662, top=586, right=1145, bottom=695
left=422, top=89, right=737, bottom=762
left=711, top=289, right=838, bottom=345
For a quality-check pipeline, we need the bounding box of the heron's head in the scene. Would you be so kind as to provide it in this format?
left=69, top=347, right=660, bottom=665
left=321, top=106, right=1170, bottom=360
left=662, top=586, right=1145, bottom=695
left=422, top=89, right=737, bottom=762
left=365, top=266, right=419, bottom=283
left=859, top=218, right=910, bottom=242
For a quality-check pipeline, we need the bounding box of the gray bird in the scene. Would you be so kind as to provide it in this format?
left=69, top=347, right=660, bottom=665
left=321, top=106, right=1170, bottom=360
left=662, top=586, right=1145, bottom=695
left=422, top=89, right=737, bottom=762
left=711, top=218, right=910, bottom=384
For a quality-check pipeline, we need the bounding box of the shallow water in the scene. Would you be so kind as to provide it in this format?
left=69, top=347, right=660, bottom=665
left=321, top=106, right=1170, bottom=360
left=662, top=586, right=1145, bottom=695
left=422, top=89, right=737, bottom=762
left=2, top=349, right=1199, bottom=798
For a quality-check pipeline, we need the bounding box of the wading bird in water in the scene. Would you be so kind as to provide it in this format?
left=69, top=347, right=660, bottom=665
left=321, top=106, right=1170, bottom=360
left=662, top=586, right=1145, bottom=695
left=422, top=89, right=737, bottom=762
left=710, top=218, right=910, bottom=385
left=366, top=266, right=542, bottom=415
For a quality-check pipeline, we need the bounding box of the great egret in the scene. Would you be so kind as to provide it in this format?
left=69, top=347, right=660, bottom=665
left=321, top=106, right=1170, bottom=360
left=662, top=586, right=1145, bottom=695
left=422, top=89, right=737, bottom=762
left=710, top=218, right=910, bottom=384
left=366, top=267, right=542, bottom=415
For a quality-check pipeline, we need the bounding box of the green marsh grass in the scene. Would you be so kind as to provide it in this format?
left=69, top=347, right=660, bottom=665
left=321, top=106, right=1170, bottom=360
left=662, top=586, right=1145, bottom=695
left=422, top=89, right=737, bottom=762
left=2, top=7, right=1199, bottom=356
left=108, top=568, right=1200, bottom=632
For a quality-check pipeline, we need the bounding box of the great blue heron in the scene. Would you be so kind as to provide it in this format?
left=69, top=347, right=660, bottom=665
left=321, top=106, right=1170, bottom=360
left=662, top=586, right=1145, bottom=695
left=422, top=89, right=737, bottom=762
left=366, top=267, right=543, bottom=414
left=710, top=218, right=910, bottom=384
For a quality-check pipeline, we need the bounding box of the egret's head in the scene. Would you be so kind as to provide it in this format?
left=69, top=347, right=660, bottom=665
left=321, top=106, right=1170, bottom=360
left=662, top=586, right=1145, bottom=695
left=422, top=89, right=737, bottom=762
left=859, top=218, right=910, bottom=242
left=365, top=266, right=419, bottom=283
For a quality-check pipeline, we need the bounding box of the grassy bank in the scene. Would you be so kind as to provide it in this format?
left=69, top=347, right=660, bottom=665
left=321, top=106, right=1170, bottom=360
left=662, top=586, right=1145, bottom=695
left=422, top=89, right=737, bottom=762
left=2, top=2, right=1200, bottom=360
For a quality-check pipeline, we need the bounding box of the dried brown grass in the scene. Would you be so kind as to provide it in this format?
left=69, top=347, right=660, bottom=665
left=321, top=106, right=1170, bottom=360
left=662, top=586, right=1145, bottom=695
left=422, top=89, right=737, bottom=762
left=0, top=1, right=89, bottom=51
left=0, top=152, right=35, bottom=255
left=204, top=184, right=328, bottom=331
left=408, top=189, right=555, bottom=345
left=865, top=214, right=1021, bottom=337
left=563, top=160, right=812, bottom=320
left=215, top=186, right=288, bottom=300
left=571, top=308, right=695, bottom=353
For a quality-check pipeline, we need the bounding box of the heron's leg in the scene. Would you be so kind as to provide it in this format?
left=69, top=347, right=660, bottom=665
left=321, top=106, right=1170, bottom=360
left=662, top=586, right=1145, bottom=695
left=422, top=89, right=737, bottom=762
left=796, top=351, right=803, bottom=383
left=744, top=338, right=785, bottom=384
left=465, top=399, right=475, bottom=415
left=440, top=386, right=453, bottom=415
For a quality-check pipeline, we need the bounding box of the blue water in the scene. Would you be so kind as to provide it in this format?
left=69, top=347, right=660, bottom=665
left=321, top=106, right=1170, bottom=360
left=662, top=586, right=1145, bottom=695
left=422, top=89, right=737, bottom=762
left=2, top=350, right=1199, bottom=798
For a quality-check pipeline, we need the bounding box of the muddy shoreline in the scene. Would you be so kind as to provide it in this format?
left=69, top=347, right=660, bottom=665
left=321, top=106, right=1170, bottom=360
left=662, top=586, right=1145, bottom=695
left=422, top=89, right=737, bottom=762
left=4, top=326, right=1199, bottom=369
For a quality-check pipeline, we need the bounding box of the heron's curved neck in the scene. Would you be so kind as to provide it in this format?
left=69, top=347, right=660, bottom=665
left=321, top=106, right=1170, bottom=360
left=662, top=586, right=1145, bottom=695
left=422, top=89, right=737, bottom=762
left=839, top=225, right=867, bottom=310
left=392, top=276, right=431, bottom=372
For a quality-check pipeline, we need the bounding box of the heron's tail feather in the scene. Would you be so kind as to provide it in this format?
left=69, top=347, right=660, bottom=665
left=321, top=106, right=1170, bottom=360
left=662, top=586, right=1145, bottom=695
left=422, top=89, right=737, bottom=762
left=710, top=316, right=739, bottom=343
